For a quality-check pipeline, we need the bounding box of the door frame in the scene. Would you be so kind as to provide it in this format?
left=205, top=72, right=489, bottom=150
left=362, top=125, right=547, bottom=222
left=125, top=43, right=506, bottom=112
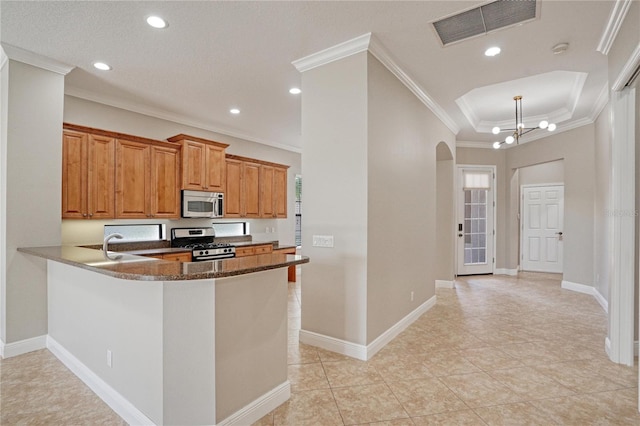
left=455, top=164, right=497, bottom=276
left=519, top=183, right=565, bottom=273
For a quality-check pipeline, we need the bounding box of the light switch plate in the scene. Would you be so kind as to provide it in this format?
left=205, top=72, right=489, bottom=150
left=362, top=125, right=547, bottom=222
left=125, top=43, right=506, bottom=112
left=312, top=235, right=334, bottom=248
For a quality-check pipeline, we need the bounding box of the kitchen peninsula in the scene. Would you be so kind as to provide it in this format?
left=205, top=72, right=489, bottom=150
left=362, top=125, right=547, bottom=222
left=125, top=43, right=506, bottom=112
left=19, top=245, right=309, bottom=426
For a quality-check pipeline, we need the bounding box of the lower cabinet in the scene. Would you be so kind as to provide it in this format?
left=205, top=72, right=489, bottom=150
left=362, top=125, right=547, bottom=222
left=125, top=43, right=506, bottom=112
left=234, top=244, right=273, bottom=257
left=144, top=252, right=192, bottom=262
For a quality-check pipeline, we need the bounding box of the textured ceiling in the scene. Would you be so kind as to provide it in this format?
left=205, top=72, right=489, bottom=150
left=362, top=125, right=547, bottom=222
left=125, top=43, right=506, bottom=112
left=0, top=1, right=614, bottom=151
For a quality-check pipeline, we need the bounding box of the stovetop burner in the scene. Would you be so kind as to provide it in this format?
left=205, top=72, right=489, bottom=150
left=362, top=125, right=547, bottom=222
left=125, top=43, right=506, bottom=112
left=171, top=227, right=236, bottom=261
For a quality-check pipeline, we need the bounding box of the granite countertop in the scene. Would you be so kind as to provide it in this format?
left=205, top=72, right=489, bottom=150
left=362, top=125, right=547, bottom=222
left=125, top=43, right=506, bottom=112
left=18, top=246, right=309, bottom=282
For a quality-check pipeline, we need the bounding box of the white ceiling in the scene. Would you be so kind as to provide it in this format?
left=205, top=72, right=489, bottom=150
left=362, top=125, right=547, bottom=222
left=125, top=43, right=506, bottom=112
left=0, top=1, right=614, bottom=152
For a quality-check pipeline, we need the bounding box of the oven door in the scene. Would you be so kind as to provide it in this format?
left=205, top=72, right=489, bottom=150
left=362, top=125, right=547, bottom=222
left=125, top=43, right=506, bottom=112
left=182, top=190, right=224, bottom=218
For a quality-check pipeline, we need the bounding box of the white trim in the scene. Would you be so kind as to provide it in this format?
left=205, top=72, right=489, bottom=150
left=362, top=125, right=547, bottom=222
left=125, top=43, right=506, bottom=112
left=611, top=43, right=640, bottom=91
left=0, top=47, right=8, bottom=71
left=292, top=33, right=372, bottom=73
left=590, top=83, right=611, bottom=122
left=594, top=288, right=609, bottom=313
left=605, top=336, right=611, bottom=357
left=299, top=330, right=368, bottom=361
left=435, top=280, right=455, bottom=289
left=300, top=295, right=437, bottom=361
left=292, top=33, right=460, bottom=136
left=216, top=381, right=290, bottom=426
left=495, top=268, right=518, bottom=276
left=561, top=280, right=595, bottom=295
left=597, top=0, right=634, bottom=55
left=367, top=36, right=460, bottom=135
left=561, top=280, right=609, bottom=313
left=608, top=88, right=636, bottom=367
left=64, top=91, right=301, bottom=154
left=0, top=335, right=47, bottom=358
left=456, top=141, right=494, bottom=149
left=47, top=336, right=155, bottom=426
left=366, top=295, right=437, bottom=359
left=0, top=43, right=74, bottom=75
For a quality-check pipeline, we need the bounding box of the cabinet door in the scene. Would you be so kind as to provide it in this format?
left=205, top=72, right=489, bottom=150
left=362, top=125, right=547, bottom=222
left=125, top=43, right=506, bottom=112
left=225, top=159, right=242, bottom=217
left=163, top=252, right=192, bottom=262
left=242, top=162, right=261, bottom=218
left=87, top=134, right=115, bottom=218
left=205, top=144, right=226, bottom=191
left=274, top=167, right=287, bottom=218
left=260, top=165, right=275, bottom=217
left=182, top=140, right=206, bottom=190
left=151, top=146, right=180, bottom=218
left=116, top=140, right=151, bottom=218
left=62, top=130, right=88, bottom=218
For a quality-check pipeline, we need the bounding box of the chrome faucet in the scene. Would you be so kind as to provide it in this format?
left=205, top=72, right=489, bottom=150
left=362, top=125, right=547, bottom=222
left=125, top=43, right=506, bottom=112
left=103, top=233, right=123, bottom=260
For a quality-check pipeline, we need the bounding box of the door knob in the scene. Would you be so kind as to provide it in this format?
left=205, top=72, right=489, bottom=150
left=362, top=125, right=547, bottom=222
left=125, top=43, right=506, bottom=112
left=458, top=233, right=464, bottom=237
left=556, top=232, right=563, bottom=235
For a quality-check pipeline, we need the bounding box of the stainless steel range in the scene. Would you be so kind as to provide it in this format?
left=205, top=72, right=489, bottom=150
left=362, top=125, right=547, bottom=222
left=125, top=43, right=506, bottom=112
left=171, top=227, right=236, bottom=261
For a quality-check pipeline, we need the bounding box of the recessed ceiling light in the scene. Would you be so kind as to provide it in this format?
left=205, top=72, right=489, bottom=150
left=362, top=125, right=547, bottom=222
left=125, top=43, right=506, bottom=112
left=146, top=16, right=168, bottom=29
left=485, top=47, right=501, bottom=57
left=230, top=108, right=240, bottom=114
left=93, top=62, right=111, bottom=71
left=289, top=88, right=301, bottom=95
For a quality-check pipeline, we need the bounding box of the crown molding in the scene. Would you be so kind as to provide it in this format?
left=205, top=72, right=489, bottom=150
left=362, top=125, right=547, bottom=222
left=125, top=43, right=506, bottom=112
left=292, top=33, right=460, bottom=135
left=456, top=141, right=494, bottom=149
left=589, top=83, right=610, bottom=121
left=292, top=33, right=372, bottom=72
left=0, top=43, right=74, bottom=75
left=597, top=0, right=633, bottom=55
left=367, top=36, right=460, bottom=135
left=611, top=42, right=640, bottom=91
left=65, top=88, right=302, bottom=154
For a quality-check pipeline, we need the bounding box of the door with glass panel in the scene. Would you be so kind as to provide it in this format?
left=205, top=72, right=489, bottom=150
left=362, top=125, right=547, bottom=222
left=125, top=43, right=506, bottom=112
left=456, top=166, right=495, bottom=275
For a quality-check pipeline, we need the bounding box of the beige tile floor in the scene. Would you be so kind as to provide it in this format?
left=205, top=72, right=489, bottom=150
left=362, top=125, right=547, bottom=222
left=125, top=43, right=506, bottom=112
left=1, top=272, right=638, bottom=425
left=257, top=272, right=640, bottom=426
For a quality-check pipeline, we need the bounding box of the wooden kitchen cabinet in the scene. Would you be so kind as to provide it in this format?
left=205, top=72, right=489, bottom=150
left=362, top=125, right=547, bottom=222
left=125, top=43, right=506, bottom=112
left=62, top=129, right=115, bottom=219
left=235, top=244, right=273, bottom=257
left=224, top=157, right=260, bottom=218
left=167, top=134, right=228, bottom=192
left=274, top=247, right=297, bottom=282
left=226, top=155, right=288, bottom=218
left=142, top=252, right=192, bottom=262
left=116, top=139, right=180, bottom=219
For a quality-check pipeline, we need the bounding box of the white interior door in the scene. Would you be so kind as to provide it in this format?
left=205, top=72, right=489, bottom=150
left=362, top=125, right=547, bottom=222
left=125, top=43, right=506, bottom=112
left=521, top=185, right=564, bottom=273
left=457, top=167, right=495, bottom=275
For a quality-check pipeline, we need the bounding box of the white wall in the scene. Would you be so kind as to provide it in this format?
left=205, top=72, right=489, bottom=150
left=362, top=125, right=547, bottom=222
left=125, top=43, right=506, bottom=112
left=1, top=60, right=64, bottom=343
left=366, top=54, right=455, bottom=342
left=300, top=52, right=369, bottom=345
left=594, top=103, right=611, bottom=303
left=63, top=96, right=301, bottom=246
left=518, top=160, right=564, bottom=186
left=300, top=50, right=456, bottom=348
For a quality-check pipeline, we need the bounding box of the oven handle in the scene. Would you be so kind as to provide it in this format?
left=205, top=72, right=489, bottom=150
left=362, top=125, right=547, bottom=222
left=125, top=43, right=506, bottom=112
left=193, top=254, right=236, bottom=261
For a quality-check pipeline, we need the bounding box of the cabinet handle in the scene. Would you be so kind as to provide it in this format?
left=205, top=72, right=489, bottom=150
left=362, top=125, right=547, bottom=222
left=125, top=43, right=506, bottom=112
left=82, top=213, right=88, bottom=218
left=89, top=213, right=93, bottom=217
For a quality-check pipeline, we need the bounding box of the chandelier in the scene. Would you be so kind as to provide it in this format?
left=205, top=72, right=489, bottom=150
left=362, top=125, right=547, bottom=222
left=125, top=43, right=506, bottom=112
left=492, top=96, right=557, bottom=149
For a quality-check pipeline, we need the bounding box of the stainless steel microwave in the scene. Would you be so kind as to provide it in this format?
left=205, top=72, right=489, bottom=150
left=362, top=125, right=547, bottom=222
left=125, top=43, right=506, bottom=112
left=181, top=190, right=224, bottom=218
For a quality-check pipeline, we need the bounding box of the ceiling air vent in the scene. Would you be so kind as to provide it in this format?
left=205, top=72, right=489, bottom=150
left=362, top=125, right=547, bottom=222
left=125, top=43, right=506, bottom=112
left=433, top=0, right=538, bottom=46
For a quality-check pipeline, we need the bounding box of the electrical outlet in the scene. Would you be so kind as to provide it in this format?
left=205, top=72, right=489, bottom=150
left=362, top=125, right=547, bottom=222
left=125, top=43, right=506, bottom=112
left=107, top=349, right=112, bottom=368
left=312, top=235, right=334, bottom=248
left=265, top=227, right=270, bottom=233
left=271, top=227, right=275, bottom=233
left=410, top=291, right=414, bottom=302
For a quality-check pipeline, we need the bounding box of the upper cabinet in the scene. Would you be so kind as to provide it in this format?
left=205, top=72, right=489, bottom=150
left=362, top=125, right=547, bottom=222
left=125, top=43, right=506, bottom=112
left=167, top=134, right=228, bottom=192
left=62, top=125, right=289, bottom=221
left=62, top=129, right=115, bottom=219
left=225, top=154, right=288, bottom=219
left=115, top=139, right=181, bottom=219
left=63, top=124, right=181, bottom=220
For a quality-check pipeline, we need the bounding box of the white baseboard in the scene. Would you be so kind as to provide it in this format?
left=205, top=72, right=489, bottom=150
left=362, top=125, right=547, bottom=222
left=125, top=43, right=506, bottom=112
left=300, top=295, right=437, bottom=361
left=299, top=330, right=368, bottom=360
left=593, top=288, right=609, bottom=313
left=495, top=268, right=518, bottom=276
left=561, top=280, right=609, bottom=313
left=0, top=335, right=47, bottom=358
left=47, top=336, right=155, bottom=426
left=217, top=381, right=290, bottom=426
left=605, top=337, right=611, bottom=358
left=435, top=280, right=454, bottom=289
